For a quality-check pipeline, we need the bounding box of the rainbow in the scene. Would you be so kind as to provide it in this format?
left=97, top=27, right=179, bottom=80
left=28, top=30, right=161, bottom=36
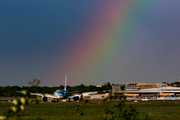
left=56, top=1, right=152, bottom=85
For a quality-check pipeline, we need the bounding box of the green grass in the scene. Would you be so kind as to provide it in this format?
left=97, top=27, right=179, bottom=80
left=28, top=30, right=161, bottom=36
left=1, top=100, right=180, bottom=120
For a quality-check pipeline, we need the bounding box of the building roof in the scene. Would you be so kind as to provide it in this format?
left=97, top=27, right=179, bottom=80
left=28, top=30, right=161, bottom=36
left=119, top=87, right=180, bottom=93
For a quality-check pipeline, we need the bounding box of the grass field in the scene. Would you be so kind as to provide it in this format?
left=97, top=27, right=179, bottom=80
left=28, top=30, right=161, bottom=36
left=1, top=100, right=180, bottom=120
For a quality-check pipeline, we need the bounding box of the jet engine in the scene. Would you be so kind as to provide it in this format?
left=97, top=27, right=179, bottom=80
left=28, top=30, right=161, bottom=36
left=73, top=96, right=79, bottom=101
left=42, top=96, right=47, bottom=101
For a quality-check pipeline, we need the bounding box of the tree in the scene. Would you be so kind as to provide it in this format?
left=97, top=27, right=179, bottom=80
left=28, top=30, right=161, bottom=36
left=80, top=94, right=84, bottom=101
left=104, top=82, right=112, bottom=90
left=59, top=85, right=64, bottom=89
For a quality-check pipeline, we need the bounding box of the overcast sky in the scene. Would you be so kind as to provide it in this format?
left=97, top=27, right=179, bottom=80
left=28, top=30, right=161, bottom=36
left=1, top=0, right=180, bottom=86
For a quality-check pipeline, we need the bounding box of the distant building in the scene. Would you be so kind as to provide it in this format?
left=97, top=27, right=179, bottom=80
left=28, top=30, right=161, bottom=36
left=126, top=82, right=168, bottom=89
left=111, top=82, right=180, bottom=100
left=74, top=92, right=110, bottom=100
left=112, top=85, right=121, bottom=95
left=119, top=87, right=180, bottom=100
left=96, top=84, right=103, bottom=88
left=83, top=93, right=109, bottom=100
left=112, top=82, right=168, bottom=95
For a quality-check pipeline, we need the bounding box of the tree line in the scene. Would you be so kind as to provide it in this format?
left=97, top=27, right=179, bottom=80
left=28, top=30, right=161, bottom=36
left=0, top=82, right=112, bottom=97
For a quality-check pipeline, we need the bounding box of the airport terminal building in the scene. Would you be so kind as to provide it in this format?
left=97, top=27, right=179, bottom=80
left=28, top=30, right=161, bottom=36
left=112, top=83, right=180, bottom=100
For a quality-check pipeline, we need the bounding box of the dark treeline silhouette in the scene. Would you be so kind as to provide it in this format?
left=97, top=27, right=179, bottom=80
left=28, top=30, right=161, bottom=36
left=163, top=81, right=180, bottom=87
left=0, top=83, right=112, bottom=97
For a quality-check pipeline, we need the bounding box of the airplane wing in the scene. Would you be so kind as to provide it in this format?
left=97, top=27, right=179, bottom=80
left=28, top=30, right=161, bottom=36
left=30, top=93, right=44, bottom=97
left=16, top=91, right=58, bottom=99
left=31, top=93, right=58, bottom=99
left=68, top=90, right=83, bottom=93
left=68, top=95, right=80, bottom=98
left=68, top=91, right=98, bottom=101
left=82, top=92, right=98, bottom=95
left=68, top=95, right=80, bottom=101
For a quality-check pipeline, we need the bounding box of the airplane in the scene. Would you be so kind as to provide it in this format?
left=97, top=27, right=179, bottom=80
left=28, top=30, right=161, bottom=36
left=18, top=75, right=79, bottom=102
left=17, top=75, right=101, bottom=102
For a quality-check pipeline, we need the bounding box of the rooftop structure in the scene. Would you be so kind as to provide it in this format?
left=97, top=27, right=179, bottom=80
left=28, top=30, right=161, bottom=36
left=125, top=82, right=168, bottom=89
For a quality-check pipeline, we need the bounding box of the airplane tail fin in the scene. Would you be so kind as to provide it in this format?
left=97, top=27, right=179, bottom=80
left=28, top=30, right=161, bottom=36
left=64, top=75, right=67, bottom=91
